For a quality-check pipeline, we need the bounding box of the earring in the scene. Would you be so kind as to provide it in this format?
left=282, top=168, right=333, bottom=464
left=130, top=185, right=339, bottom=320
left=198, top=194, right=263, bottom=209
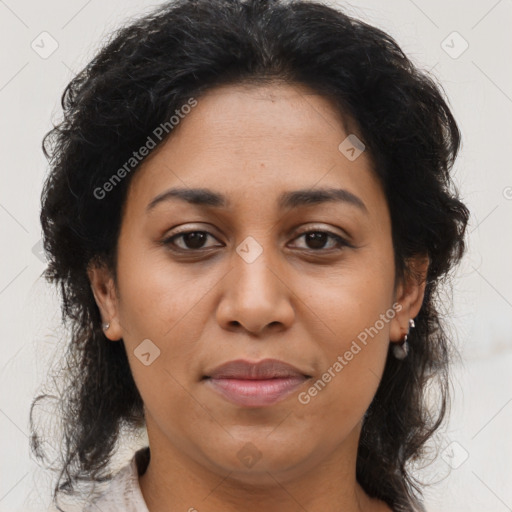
left=102, top=322, right=110, bottom=331
left=393, top=318, right=415, bottom=360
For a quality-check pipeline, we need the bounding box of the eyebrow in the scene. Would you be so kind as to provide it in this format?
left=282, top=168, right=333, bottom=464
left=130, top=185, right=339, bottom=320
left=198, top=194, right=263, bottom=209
left=146, top=186, right=368, bottom=214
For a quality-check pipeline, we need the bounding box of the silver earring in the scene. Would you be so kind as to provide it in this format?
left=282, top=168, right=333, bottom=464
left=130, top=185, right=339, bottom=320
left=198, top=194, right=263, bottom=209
left=102, top=322, right=110, bottom=331
left=393, top=318, right=415, bottom=360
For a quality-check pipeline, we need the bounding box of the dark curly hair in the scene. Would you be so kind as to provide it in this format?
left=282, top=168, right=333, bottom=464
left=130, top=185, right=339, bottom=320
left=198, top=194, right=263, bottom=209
left=30, top=0, right=470, bottom=510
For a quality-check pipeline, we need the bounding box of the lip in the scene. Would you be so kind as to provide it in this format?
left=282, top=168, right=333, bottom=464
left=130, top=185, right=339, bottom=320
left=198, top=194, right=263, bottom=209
left=202, top=358, right=311, bottom=408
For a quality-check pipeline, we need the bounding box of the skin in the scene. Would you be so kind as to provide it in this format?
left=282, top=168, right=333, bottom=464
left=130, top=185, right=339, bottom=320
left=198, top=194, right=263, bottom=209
left=88, top=82, right=428, bottom=512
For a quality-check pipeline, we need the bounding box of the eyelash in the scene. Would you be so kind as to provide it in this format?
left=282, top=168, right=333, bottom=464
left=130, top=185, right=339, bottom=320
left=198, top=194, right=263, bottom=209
left=161, top=228, right=353, bottom=254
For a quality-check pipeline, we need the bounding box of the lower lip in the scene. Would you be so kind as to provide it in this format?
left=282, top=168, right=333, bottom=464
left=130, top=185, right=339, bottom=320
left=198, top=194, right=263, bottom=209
left=204, top=376, right=308, bottom=407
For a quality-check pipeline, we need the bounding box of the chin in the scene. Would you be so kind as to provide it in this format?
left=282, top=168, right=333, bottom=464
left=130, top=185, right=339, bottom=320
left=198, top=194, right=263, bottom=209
left=201, top=437, right=316, bottom=483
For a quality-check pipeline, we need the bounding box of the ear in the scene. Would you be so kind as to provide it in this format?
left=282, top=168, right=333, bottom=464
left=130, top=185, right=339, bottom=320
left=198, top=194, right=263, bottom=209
left=87, top=260, right=123, bottom=341
left=389, top=253, right=430, bottom=343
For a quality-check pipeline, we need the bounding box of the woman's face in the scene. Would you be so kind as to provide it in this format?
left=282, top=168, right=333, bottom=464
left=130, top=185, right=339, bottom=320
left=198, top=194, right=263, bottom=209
left=90, top=82, right=425, bottom=485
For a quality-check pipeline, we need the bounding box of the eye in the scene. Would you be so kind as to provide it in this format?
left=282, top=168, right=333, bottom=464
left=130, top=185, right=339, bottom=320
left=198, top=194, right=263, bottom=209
left=290, top=229, right=351, bottom=251
left=161, top=228, right=352, bottom=253
left=162, top=230, right=222, bottom=251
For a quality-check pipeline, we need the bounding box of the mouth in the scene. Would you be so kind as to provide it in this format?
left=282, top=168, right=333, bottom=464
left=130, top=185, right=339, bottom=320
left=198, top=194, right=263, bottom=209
left=202, top=358, right=312, bottom=408
left=203, top=376, right=310, bottom=407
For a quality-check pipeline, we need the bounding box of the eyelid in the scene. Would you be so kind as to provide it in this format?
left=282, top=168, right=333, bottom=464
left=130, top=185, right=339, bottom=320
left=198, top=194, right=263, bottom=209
left=292, top=223, right=351, bottom=240
left=161, top=223, right=354, bottom=252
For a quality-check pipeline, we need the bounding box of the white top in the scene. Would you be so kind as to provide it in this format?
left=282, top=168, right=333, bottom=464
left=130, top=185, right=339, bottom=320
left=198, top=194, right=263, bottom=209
left=84, top=447, right=150, bottom=512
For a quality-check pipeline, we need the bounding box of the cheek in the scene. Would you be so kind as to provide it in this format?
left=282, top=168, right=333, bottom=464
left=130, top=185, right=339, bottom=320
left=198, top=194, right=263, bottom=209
left=297, top=253, right=395, bottom=348
left=115, top=248, right=231, bottom=403
left=296, top=337, right=388, bottom=441
left=293, top=252, right=394, bottom=417
left=115, top=238, right=215, bottom=337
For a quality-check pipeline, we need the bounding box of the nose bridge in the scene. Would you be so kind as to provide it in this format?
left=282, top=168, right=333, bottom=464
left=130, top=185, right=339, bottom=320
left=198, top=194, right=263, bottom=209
left=216, top=232, right=295, bottom=334
left=233, top=233, right=281, bottom=302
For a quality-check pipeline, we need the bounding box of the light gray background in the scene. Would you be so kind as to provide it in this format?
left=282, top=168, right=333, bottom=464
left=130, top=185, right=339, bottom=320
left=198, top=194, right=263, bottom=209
left=1, top=0, right=511, bottom=510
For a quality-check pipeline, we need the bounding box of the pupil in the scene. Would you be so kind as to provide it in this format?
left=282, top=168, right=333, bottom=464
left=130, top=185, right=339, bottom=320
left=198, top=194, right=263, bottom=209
left=185, top=232, right=206, bottom=249
left=307, top=232, right=327, bottom=249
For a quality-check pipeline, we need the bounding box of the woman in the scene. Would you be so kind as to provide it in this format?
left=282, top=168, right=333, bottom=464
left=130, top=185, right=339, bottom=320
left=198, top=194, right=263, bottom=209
left=30, top=0, right=470, bottom=511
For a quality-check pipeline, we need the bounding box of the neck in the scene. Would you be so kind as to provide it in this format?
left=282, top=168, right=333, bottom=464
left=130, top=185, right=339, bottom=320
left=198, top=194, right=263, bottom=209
left=138, top=417, right=391, bottom=512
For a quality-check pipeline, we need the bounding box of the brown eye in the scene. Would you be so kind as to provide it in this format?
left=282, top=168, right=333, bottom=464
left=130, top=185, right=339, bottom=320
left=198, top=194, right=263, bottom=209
left=163, top=231, right=221, bottom=251
left=291, top=230, right=350, bottom=251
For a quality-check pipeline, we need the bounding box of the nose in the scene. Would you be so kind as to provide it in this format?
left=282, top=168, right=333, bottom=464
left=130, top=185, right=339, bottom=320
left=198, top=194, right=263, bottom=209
left=216, top=242, right=295, bottom=336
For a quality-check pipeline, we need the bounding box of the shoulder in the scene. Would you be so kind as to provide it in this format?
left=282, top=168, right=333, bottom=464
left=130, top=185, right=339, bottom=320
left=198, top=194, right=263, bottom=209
left=84, top=447, right=150, bottom=512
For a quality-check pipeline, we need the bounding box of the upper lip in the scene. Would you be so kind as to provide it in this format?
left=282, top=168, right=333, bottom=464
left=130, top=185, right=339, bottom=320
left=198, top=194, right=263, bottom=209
left=204, top=358, right=311, bottom=380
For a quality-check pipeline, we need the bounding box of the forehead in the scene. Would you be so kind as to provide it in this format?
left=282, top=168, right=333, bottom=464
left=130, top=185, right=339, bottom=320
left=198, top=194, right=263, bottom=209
left=123, top=82, right=386, bottom=220
left=174, top=82, right=354, bottom=149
